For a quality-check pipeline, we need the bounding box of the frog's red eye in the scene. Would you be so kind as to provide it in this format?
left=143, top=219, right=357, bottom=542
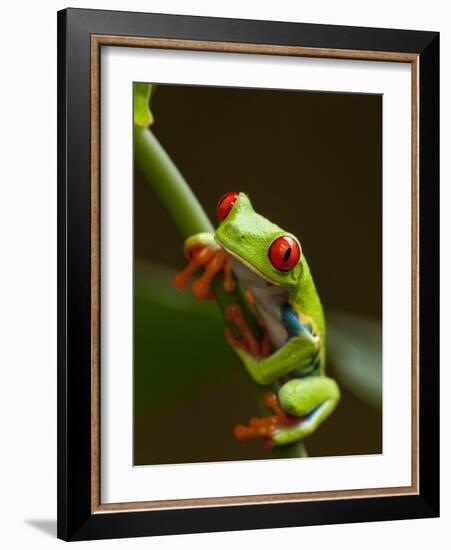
left=217, top=191, right=238, bottom=221
left=269, top=236, right=301, bottom=271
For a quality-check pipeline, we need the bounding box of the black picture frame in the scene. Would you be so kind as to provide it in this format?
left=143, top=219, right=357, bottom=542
left=57, top=7, right=439, bottom=541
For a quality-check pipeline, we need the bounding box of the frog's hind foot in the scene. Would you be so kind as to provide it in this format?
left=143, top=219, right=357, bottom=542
left=271, top=377, right=341, bottom=446
left=233, top=392, right=298, bottom=445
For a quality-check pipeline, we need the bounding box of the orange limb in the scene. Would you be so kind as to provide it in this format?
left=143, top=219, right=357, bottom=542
left=245, top=288, right=255, bottom=305
left=174, top=244, right=236, bottom=300
left=224, top=304, right=272, bottom=358
left=223, top=260, right=235, bottom=292
left=234, top=392, right=299, bottom=443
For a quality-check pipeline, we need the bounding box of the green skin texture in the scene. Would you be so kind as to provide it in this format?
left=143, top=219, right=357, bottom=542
left=185, top=193, right=340, bottom=446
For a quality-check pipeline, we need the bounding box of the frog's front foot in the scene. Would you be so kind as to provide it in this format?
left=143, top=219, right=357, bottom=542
left=174, top=240, right=235, bottom=300
left=234, top=392, right=299, bottom=447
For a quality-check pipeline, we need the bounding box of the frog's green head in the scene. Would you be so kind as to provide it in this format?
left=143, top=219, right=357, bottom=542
left=215, top=192, right=303, bottom=288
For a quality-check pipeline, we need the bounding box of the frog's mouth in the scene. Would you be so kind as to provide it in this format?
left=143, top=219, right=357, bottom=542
left=218, top=244, right=290, bottom=351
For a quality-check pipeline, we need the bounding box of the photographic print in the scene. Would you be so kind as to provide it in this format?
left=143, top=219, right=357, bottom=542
left=133, top=82, right=382, bottom=466
left=58, top=10, right=439, bottom=540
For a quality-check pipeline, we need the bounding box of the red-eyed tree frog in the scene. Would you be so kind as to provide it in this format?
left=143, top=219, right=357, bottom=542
left=175, top=192, right=340, bottom=447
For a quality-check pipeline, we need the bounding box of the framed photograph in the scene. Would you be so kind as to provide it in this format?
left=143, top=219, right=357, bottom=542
left=57, top=8, right=439, bottom=541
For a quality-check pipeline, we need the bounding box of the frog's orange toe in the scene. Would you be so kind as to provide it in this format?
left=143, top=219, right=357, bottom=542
left=174, top=272, right=188, bottom=290
left=192, top=278, right=212, bottom=300
left=234, top=393, right=299, bottom=445
left=234, top=424, right=253, bottom=441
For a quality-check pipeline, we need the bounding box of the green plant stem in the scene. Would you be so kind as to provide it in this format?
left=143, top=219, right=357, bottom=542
left=134, top=127, right=213, bottom=237
left=134, top=125, right=262, bottom=339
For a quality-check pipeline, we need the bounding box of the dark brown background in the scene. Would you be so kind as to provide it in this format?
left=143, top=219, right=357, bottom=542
left=134, top=84, right=382, bottom=465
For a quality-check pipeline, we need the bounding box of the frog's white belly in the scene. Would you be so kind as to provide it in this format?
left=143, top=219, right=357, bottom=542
left=230, top=258, right=289, bottom=350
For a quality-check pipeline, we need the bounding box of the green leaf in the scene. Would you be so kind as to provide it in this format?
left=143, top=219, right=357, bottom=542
left=133, top=83, right=154, bottom=127
left=327, top=311, right=382, bottom=410
left=134, top=262, right=238, bottom=416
